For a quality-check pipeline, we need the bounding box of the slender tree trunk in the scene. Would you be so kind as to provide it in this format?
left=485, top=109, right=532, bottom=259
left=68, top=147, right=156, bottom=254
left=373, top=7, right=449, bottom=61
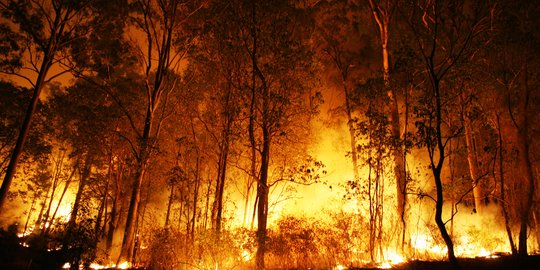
left=215, top=145, right=228, bottom=234
left=41, top=150, right=66, bottom=234
left=461, top=93, right=483, bottom=213
left=496, top=114, right=517, bottom=254
left=46, top=164, right=77, bottom=235
left=106, top=162, right=123, bottom=253
left=24, top=193, right=38, bottom=235
left=367, top=0, right=407, bottom=248
left=118, top=162, right=147, bottom=264
left=64, top=155, right=92, bottom=256
left=432, top=80, right=458, bottom=267
left=256, top=131, right=270, bottom=270
left=343, top=82, right=359, bottom=180
left=0, top=53, right=53, bottom=213
left=191, top=158, right=199, bottom=240
left=509, top=63, right=535, bottom=256
left=203, top=175, right=212, bottom=229
left=67, top=156, right=92, bottom=230
left=516, top=117, right=534, bottom=256
left=165, top=184, right=175, bottom=227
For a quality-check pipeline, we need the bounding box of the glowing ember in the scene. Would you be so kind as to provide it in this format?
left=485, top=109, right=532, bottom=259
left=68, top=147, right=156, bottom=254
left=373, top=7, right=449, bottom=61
left=89, top=262, right=114, bottom=269
left=117, top=261, right=130, bottom=269
left=385, top=250, right=405, bottom=264
left=378, top=262, right=392, bottom=269
left=334, top=264, right=347, bottom=270
left=241, top=249, right=252, bottom=261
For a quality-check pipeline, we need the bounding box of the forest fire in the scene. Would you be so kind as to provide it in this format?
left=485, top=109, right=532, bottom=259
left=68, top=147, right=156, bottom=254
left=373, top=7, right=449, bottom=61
left=1, top=0, right=539, bottom=270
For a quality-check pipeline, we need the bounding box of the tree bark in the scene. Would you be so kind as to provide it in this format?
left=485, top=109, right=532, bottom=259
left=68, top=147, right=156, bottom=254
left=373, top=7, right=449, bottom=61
left=0, top=53, right=53, bottom=213
left=118, top=152, right=148, bottom=264
left=461, top=92, right=483, bottom=213
left=432, top=79, right=458, bottom=267
left=255, top=128, right=270, bottom=270
left=0, top=1, right=79, bottom=214
left=496, top=114, right=517, bottom=254
left=367, top=0, right=407, bottom=248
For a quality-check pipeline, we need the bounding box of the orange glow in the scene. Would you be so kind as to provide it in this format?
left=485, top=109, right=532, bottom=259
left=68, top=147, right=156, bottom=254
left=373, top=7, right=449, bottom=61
left=117, top=261, right=130, bottom=269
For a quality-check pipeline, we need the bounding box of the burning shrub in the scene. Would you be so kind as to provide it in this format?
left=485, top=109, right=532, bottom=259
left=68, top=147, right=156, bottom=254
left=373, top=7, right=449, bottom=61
left=62, top=218, right=98, bottom=270
left=147, top=228, right=186, bottom=270
left=314, top=211, right=368, bottom=267
left=267, top=215, right=319, bottom=269
left=145, top=227, right=252, bottom=270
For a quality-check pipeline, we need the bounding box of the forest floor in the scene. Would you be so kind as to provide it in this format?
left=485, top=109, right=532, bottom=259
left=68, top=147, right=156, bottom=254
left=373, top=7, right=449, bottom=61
left=348, top=255, right=540, bottom=270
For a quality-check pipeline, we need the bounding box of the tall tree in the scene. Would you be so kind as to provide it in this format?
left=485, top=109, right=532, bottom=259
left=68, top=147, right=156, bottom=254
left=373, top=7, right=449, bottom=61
left=405, top=0, right=490, bottom=266
left=240, top=1, right=317, bottom=268
left=113, top=0, right=203, bottom=263
left=482, top=0, right=540, bottom=255
left=367, top=0, right=408, bottom=251
left=0, top=0, right=90, bottom=213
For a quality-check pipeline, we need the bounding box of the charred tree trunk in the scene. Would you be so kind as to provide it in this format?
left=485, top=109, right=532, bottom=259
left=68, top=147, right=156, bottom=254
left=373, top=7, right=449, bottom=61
left=256, top=130, right=270, bottom=270
left=506, top=62, right=535, bottom=256
left=118, top=151, right=148, bottom=264
left=165, top=184, right=175, bottom=227
left=432, top=79, right=458, bottom=267
left=106, top=162, right=123, bottom=253
left=191, top=157, right=199, bottom=239
left=0, top=2, right=81, bottom=213
left=118, top=103, right=154, bottom=263
left=0, top=54, right=53, bottom=213
left=496, top=114, right=517, bottom=254
left=516, top=121, right=534, bottom=256
left=516, top=109, right=534, bottom=256
left=64, top=155, right=93, bottom=253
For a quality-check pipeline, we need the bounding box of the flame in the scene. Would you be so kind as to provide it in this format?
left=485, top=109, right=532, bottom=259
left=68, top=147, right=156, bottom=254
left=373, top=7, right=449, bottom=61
left=117, top=261, right=130, bottom=269
left=242, top=249, right=253, bottom=262
left=385, top=250, right=405, bottom=264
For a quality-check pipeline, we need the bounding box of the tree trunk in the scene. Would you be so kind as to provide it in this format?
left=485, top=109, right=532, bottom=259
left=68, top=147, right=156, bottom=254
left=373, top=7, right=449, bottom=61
left=255, top=130, right=270, bottom=270
left=41, top=149, right=66, bottom=235
left=106, top=162, right=123, bottom=253
left=510, top=63, right=535, bottom=257
left=496, top=114, right=517, bottom=254
left=433, top=79, right=458, bottom=267
left=67, top=156, right=92, bottom=230
left=343, top=82, right=360, bottom=180
left=46, top=164, right=77, bottom=236
left=64, top=155, right=92, bottom=255
left=118, top=163, right=146, bottom=264
left=165, top=184, right=175, bottom=227
left=516, top=120, right=534, bottom=256
left=367, top=0, right=407, bottom=248
left=0, top=53, right=53, bottom=213
left=461, top=93, right=483, bottom=213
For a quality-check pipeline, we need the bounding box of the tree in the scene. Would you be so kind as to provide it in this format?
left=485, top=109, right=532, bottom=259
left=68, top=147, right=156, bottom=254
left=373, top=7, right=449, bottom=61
left=240, top=1, right=318, bottom=268
left=367, top=0, right=409, bottom=251
left=112, top=0, right=203, bottom=263
left=405, top=0, right=490, bottom=266
left=0, top=0, right=90, bottom=213
left=481, top=0, right=540, bottom=256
